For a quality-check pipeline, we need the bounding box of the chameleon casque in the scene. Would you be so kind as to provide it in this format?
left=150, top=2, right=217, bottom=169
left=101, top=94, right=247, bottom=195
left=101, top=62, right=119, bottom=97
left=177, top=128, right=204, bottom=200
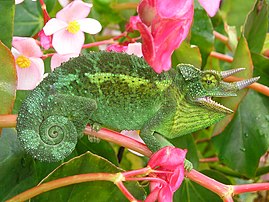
left=16, top=51, right=259, bottom=162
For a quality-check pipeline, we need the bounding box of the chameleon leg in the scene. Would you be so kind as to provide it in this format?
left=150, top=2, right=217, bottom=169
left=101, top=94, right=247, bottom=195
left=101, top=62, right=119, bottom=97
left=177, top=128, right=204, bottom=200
left=17, top=93, right=97, bottom=162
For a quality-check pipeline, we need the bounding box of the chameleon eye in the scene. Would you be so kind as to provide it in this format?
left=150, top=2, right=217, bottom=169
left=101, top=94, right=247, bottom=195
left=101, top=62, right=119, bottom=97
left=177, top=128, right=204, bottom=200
left=201, top=73, right=219, bottom=89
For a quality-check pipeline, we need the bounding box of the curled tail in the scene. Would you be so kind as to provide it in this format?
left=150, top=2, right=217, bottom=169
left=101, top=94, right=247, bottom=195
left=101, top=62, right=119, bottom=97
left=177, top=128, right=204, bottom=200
left=16, top=87, right=97, bottom=162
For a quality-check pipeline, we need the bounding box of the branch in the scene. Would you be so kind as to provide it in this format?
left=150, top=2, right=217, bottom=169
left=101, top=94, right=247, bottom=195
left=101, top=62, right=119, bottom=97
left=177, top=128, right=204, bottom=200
left=7, top=173, right=115, bottom=202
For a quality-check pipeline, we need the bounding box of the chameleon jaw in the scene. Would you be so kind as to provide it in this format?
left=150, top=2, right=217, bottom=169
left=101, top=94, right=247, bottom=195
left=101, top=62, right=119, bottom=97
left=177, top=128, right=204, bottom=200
left=196, top=96, right=234, bottom=114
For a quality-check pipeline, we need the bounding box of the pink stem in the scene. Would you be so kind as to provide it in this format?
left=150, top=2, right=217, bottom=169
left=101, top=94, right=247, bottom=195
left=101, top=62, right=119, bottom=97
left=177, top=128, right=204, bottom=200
left=82, top=39, right=116, bottom=49
left=123, top=166, right=151, bottom=178
left=233, top=183, right=269, bottom=195
left=39, top=0, right=50, bottom=23
left=116, top=181, right=139, bottom=202
left=185, top=169, right=232, bottom=198
left=84, top=126, right=152, bottom=157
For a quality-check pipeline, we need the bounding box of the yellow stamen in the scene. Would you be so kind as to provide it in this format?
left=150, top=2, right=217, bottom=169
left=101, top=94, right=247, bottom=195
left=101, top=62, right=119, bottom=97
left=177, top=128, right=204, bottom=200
left=66, top=20, right=80, bottom=34
left=16, top=55, right=31, bottom=68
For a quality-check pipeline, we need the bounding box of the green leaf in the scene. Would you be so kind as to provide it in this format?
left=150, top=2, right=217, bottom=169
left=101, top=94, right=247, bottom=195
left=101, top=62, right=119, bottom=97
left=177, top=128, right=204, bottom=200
left=14, top=0, right=43, bottom=36
left=0, top=0, right=15, bottom=48
left=0, top=129, right=61, bottom=201
left=252, top=52, right=269, bottom=86
left=76, top=135, right=119, bottom=166
left=191, top=7, right=214, bottom=67
left=213, top=90, right=269, bottom=178
left=0, top=41, right=17, bottom=115
left=172, top=41, right=202, bottom=68
left=220, top=0, right=256, bottom=27
left=32, top=152, right=146, bottom=201
left=213, top=35, right=253, bottom=135
left=244, top=0, right=268, bottom=53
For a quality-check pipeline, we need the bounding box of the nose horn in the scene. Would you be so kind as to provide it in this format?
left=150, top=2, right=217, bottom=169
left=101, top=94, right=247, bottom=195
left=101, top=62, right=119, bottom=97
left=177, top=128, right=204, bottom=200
left=220, top=68, right=246, bottom=78
left=236, top=77, right=260, bottom=90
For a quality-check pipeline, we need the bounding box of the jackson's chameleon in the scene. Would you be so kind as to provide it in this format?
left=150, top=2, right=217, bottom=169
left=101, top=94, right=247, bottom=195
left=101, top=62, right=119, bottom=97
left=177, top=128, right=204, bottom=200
left=16, top=51, right=259, bottom=162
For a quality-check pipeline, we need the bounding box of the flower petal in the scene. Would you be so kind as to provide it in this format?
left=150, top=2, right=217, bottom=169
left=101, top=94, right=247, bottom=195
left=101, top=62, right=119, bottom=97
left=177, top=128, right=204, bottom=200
left=198, top=0, right=221, bottom=17
left=52, top=29, right=84, bottom=54
left=12, top=37, right=43, bottom=58
left=106, top=44, right=128, bottom=52
left=43, top=18, right=68, bottom=35
left=136, top=22, right=156, bottom=71
left=138, top=0, right=156, bottom=26
left=51, top=53, right=79, bottom=71
left=56, top=0, right=92, bottom=22
left=126, top=43, right=143, bottom=57
left=156, top=0, right=193, bottom=18
left=16, top=58, right=44, bottom=90
left=77, top=18, right=102, bottom=34
left=158, top=185, right=173, bottom=202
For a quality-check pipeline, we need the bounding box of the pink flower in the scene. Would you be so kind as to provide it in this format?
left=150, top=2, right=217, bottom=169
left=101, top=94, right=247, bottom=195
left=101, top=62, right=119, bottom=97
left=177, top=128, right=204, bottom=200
left=50, top=53, right=79, bottom=71
left=38, top=29, right=52, bottom=50
left=12, top=37, right=44, bottom=90
left=198, top=0, right=221, bottom=17
left=146, top=146, right=187, bottom=202
left=136, top=0, right=194, bottom=73
left=106, top=42, right=143, bottom=58
left=43, top=1, right=102, bottom=54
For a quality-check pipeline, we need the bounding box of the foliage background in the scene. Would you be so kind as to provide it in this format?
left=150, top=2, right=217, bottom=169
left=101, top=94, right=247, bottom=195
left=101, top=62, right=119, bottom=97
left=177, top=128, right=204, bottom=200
left=0, top=0, right=269, bottom=201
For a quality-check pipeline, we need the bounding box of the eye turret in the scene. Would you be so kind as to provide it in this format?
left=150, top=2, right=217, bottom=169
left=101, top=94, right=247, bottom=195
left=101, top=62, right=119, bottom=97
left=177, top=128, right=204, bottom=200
left=201, top=73, right=219, bottom=90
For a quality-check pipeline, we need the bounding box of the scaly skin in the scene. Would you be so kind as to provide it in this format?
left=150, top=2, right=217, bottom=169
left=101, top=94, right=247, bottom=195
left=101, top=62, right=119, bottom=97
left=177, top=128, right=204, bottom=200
left=16, top=51, right=259, bottom=162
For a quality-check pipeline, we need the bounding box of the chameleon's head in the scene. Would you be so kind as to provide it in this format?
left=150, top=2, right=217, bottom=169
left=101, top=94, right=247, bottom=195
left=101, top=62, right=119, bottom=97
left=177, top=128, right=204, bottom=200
left=178, top=64, right=259, bottom=114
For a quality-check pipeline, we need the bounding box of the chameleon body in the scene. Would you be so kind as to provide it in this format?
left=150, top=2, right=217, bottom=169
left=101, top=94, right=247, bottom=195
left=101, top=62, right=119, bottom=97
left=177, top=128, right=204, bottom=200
left=16, top=52, right=259, bottom=162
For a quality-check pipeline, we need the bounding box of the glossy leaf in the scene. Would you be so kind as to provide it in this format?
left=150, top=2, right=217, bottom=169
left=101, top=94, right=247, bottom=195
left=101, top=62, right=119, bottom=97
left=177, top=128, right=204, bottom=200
left=76, top=135, right=119, bottom=166
left=14, top=0, right=43, bottom=36
left=0, top=0, right=15, bottom=48
left=220, top=0, right=256, bottom=27
left=0, top=41, right=17, bottom=115
left=32, top=152, right=146, bottom=201
left=191, top=6, right=214, bottom=67
left=172, top=41, right=202, bottom=68
left=244, top=0, right=268, bottom=53
left=0, top=129, right=62, bottom=201
left=213, top=90, right=269, bottom=178
left=252, top=52, right=269, bottom=86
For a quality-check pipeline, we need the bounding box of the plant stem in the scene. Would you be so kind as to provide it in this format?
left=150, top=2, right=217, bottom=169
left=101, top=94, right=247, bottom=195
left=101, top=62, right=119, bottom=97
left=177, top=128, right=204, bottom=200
left=84, top=126, right=152, bottom=157
left=210, top=51, right=233, bottom=63
left=116, top=181, right=139, bottom=202
left=224, top=76, right=269, bottom=97
left=111, top=2, right=138, bottom=10
left=185, top=169, right=233, bottom=199
left=39, top=0, right=50, bottom=23
left=213, top=31, right=232, bottom=51
left=0, top=114, right=17, bottom=128
left=7, top=173, right=115, bottom=202
left=233, top=183, right=269, bottom=195
left=82, top=39, right=116, bottom=49
left=199, top=157, right=219, bottom=163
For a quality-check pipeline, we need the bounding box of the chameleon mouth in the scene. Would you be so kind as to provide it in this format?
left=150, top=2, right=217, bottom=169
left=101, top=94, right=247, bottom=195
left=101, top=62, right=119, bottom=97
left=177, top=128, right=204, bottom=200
left=196, top=96, right=234, bottom=114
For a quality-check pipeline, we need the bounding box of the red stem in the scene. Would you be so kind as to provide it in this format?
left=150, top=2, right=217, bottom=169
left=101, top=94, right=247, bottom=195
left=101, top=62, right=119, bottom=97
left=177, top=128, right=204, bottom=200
left=84, top=126, right=152, bottom=157
left=210, top=51, right=233, bottom=63
left=185, top=169, right=232, bottom=198
left=116, top=181, right=139, bottom=202
left=233, top=183, right=269, bottom=195
left=39, top=0, right=50, bottom=24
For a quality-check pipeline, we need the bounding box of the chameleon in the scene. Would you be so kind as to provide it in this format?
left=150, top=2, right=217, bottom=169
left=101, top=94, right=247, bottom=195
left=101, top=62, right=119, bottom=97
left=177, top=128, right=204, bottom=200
left=16, top=51, right=259, bottom=162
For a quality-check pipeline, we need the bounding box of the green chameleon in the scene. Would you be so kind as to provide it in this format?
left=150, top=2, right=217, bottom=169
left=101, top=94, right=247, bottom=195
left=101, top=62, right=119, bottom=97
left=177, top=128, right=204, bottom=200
left=16, top=51, right=259, bottom=162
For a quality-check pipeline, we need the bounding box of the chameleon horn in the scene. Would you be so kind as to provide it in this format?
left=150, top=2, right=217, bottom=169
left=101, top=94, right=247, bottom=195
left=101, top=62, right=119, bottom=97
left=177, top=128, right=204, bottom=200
left=220, top=68, right=245, bottom=78
left=235, top=77, right=260, bottom=90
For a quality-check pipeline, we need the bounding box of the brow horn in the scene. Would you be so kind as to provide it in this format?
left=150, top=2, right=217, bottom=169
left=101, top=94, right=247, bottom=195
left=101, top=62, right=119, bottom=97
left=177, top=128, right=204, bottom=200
left=220, top=68, right=246, bottom=78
